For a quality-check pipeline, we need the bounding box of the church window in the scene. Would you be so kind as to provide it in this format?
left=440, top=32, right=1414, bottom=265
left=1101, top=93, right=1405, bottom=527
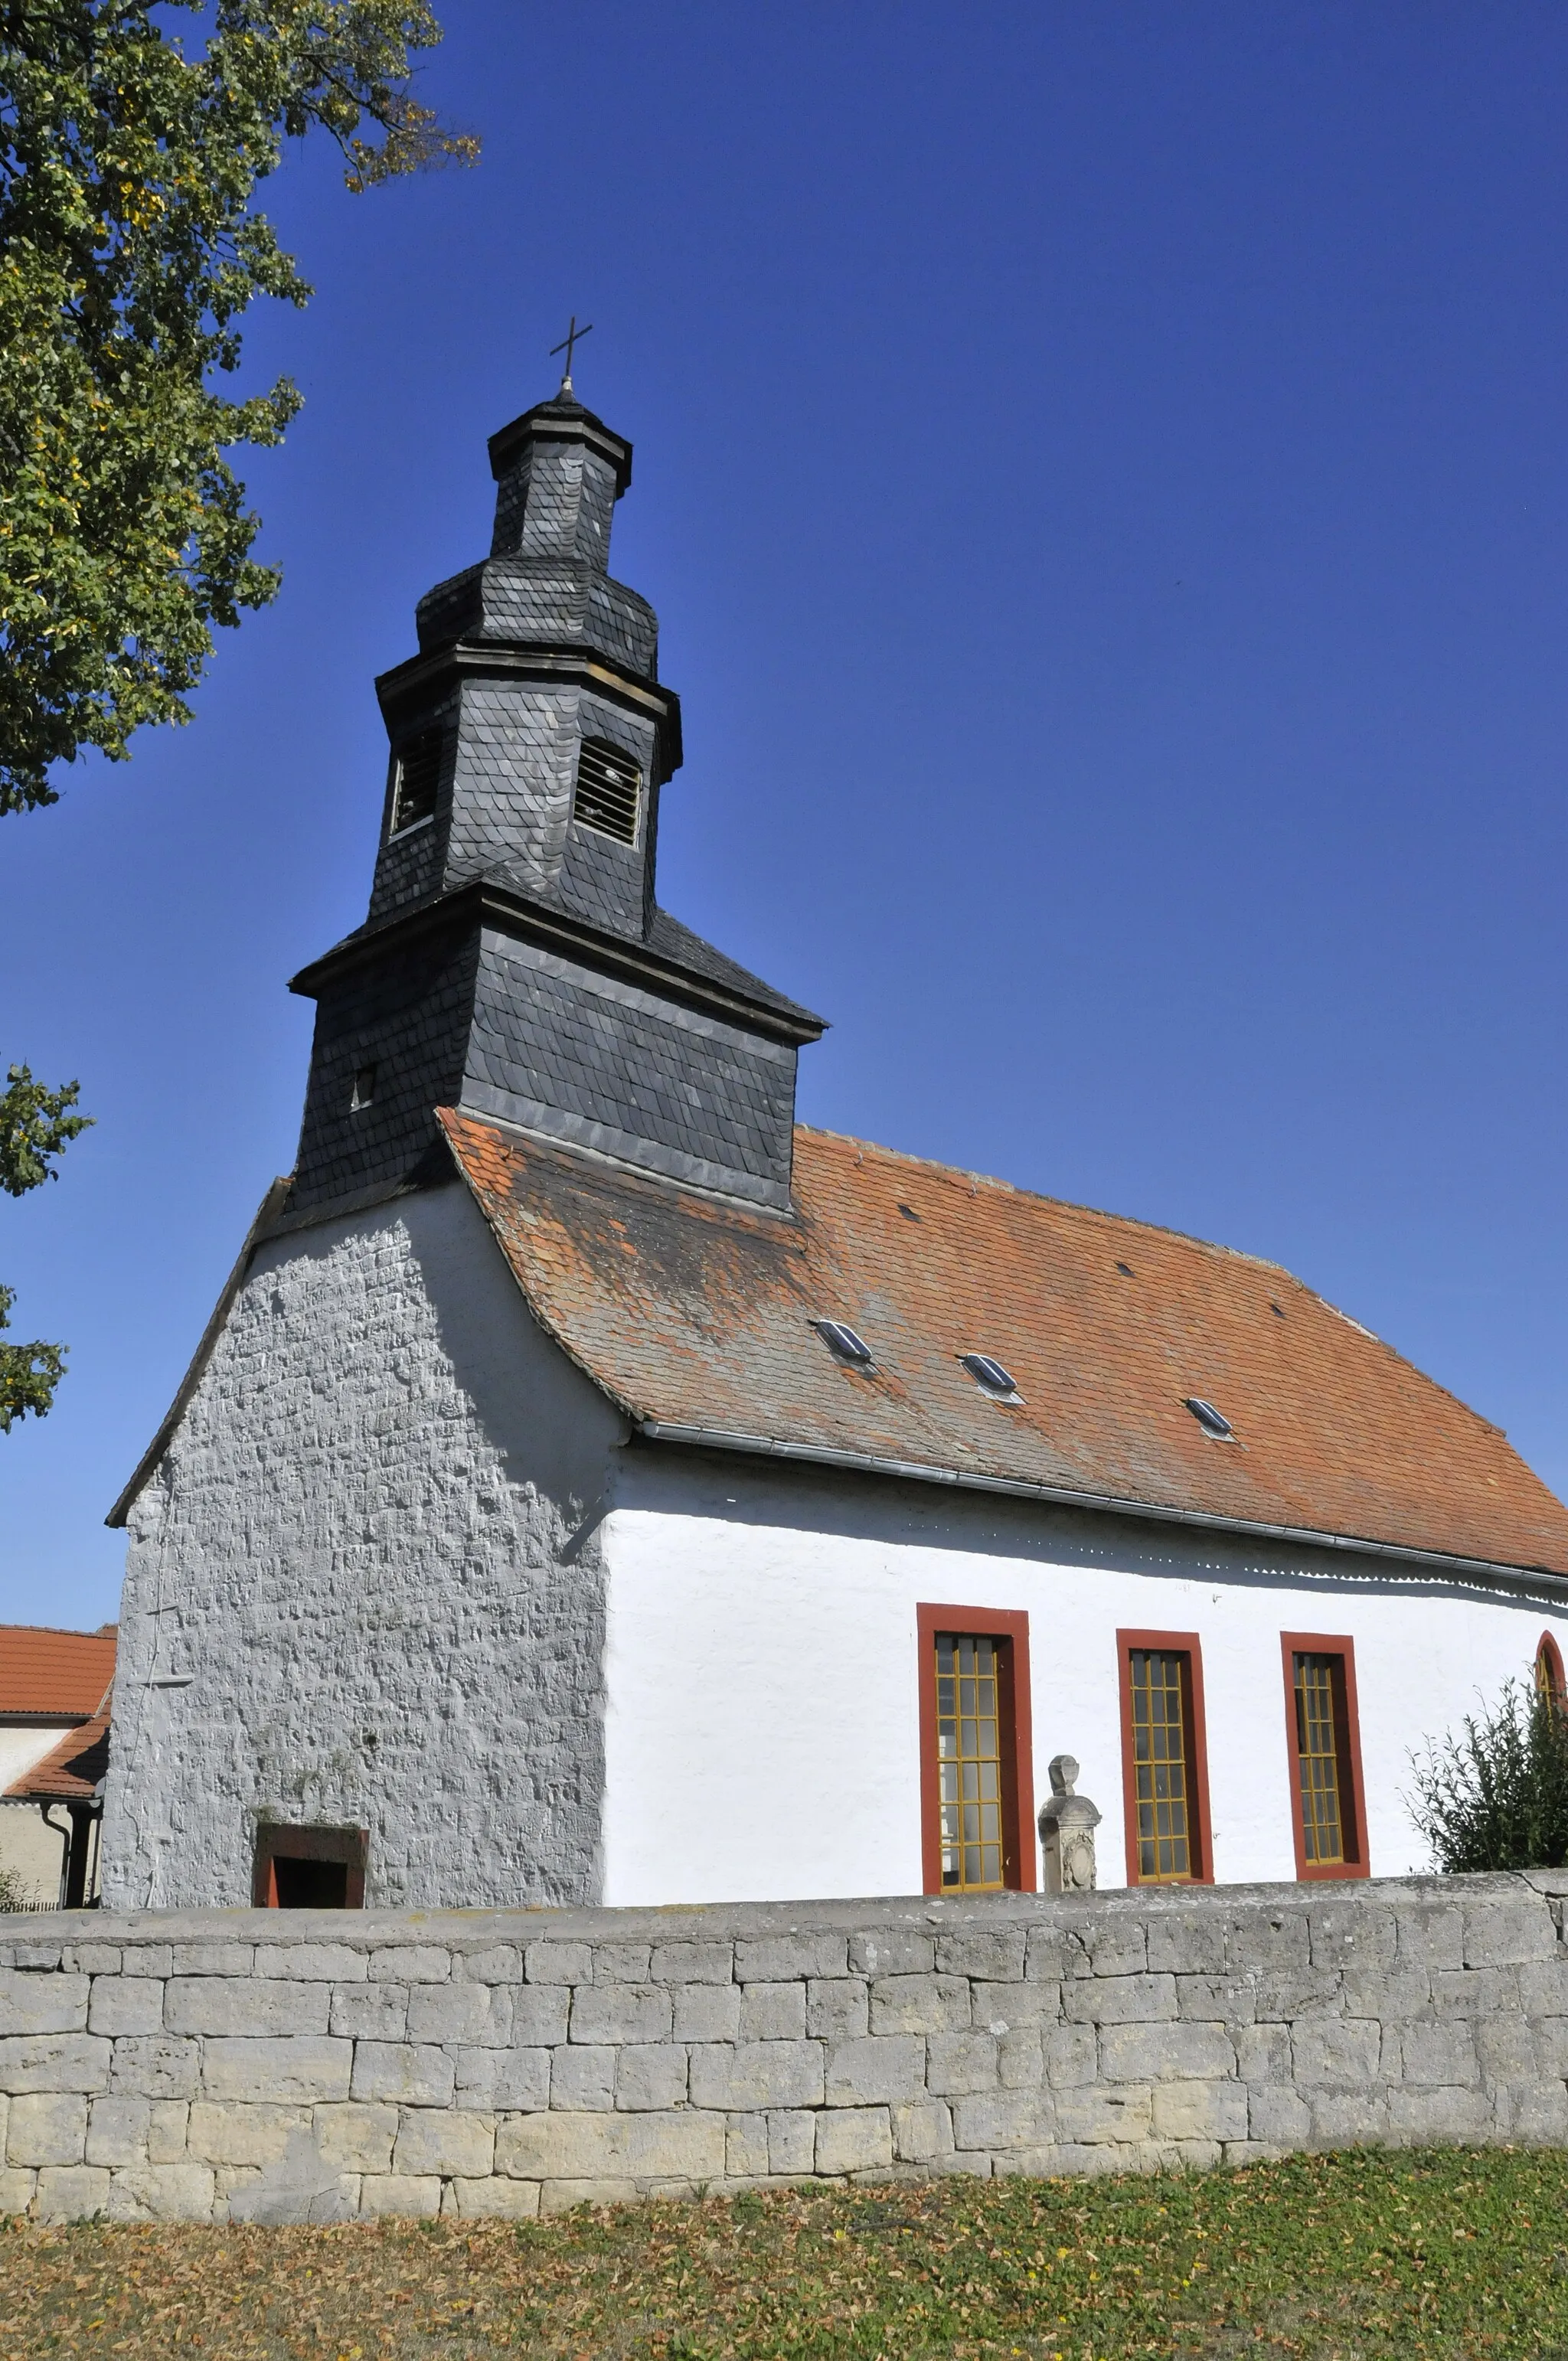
left=1117, top=1630, right=1213, bottom=1885
left=812, top=1318, right=874, bottom=1367
left=917, top=1605, right=1034, bottom=1896
left=1279, top=1634, right=1367, bottom=1880
left=1537, top=1633, right=1564, bottom=1706
left=351, top=1064, right=377, bottom=1111
left=252, top=1824, right=368, bottom=1909
left=1185, top=1396, right=1234, bottom=1439
left=573, top=737, right=642, bottom=844
left=388, top=728, right=445, bottom=835
left=960, top=1353, right=1021, bottom=1400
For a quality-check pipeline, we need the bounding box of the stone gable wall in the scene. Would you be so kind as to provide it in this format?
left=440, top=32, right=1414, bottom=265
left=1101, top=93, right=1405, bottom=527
left=3, top=1875, right=1567, bottom=2223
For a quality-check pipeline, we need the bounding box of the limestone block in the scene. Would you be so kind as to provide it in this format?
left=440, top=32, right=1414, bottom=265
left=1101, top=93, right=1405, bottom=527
left=1062, top=1975, right=1177, bottom=2026
left=461, top=1948, right=524, bottom=1984
left=823, top=2036, right=926, bottom=2106
left=1386, top=2085, right=1492, bottom=2142
left=1045, top=2024, right=1098, bottom=2088
left=34, top=2165, right=110, bottom=2222
left=1289, top=2020, right=1380, bottom=2088
left=0, top=2170, right=37, bottom=2215
left=651, top=1942, right=733, bottom=1984
left=1145, top=1916, right=1227, bottom=1977
left=540, top=2177, right=638, bottom=2213
left=616, top=2046, right=689, bottom=2111
left=724, top=2111, right=769, bottom=2176
left=1174, top=1974, right=1256, bottom=2026
left=313, top=2104, right=398, bottom=2173
left=226, top=2130, right=359, bottom=2225
left=973, top=1978, right=1059, bottom=2026
left=998, top=2028, right=1045, bottom=2088
left=147, top=2102, right=188, bottom=2163
left=67, top=1947, right=122, bottom=1976
left=551, top=2047, right=614, bottom=2111
left=570, top=1984, right=671, bottom=2045
left=1394, top=1904, right=1463, bottom=1971
left=109, top=2036, right=200, bottom=2100
left=1339, top=1969, right=1430, bottom=2023
left=1538, top=2016, right=1568, bottom=2075
left=452, top=2049, right=551, bottom=2112
left=869, top=1976, right=971, bottom=2036
left=807, top=1979, right=868, bottom=2039
left=449, top=2176, right=540, bottom=2217
left=187, top=2101, right=310, bottom=2165
left=815, top=2108, right=892, bottom=2176
left=349, top=2044, right=453, bottom=2107
left=688, top=2041, right=825, bottom=2111
left=593, top=1944, right=652, bottom=1983
left=736, top=1934, right=848, bottom=1984
left=849, top=1931, right=934, bottom=1977
left=1099, top=2023, right=1236, bottom=2085
left=739, top=1984, right=806, bottom=2042
left=1494, top=2077, right=1568, bottom=2141
left=926, top=2033, right=999, bottom=2096
left=1151, top=2081, right=1249, bottom=2142
left=105, top=2161, right=217, bottom=2222
left=392, top=2110, right=495, bottom=2178
left=87, top=1979, right=165, bottom=2037
left=1054, top=2085, right=1152, bottom=2145
left=766, top=2111, right=816, bottom=2174
left=508, top=1987, right=570, bottom=2046
left=675, top=1985, right=740, bottom=2042
left=87, top=2097, right=151, bottom=2168
left=1223, top=1911, right=1309, bottom=1970
left=524, top=1943, right=593, bottom=1984
left=1396, top=2020, right=1480, bottom=2087
left=1067, top=1919, right=1147, bottom=1979
left=934, top=1930, right=1026, bottom=1983
left=1308, top=1902, right=1397, bottom=1974
left=370, top=1947, right=449, bottom=1984
left=893, top=2101, right=954, bottom=2163
left=496, top=2109, right=727, bottom=2183
left=407, top=1981, right=511, bottom=2046
left=172, top=1945, right=253, bottom=1978
left=8, top=1945, right=63, bottom=1971
left=254, top=1944, right=368, bottom=1984
left=359, top=2174, right=443, bottom=2218
left=166, top=1978, right=330, bottom=2038
left=8, top=2092, right=87, bottom=2167
left=330, top=1984, right=409, bottom=2041
left=1517, top=1957, right=1568, bottom=2015
left=1024, top=1927, right=1070, bottom=1982
left=0, top=2033, right=111, bottom=2092
left=204, top=2038, right=351, bottom=2105
left=950, top=2089, right=1053, bottom=2153
left=1308, top=2088, right=1389, bottom=2144
left=1236, top=2023, right=1291, bottom=2085
left=1462, top=1897, right=1556, bottom=1967
left=1475, top=2016, right=1540, bottom=2082
left=1248, top=2085, right=1311, bottom=2144
left=0, top=1972, right=88, bottom=2037
left=119, top=1948, right=172, bottom=1978
left=1430, top=1966, right=1521, bottom=2015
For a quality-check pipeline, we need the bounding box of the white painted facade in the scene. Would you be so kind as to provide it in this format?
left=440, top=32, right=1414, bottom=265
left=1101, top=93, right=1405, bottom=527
left=103, top=1177, right=1568, bottom=1915
left=0, top=1725, right=71, bottom=1902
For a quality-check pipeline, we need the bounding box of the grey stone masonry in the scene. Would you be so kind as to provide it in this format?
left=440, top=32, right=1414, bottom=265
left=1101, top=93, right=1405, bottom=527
left=5, top=1875, right=1568, bottom=2222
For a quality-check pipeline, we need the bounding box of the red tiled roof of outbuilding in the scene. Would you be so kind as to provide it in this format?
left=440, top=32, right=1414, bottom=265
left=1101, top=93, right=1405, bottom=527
left=441, top=1110, right=1568, bottom=1579
left=0, top=1627, right=116, bottom=1722
left=5, top=1688, right=111, bottom=1801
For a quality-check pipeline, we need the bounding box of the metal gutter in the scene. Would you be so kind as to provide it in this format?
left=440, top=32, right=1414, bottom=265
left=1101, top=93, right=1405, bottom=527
left=635, top=1419, right=1568, bottom=1600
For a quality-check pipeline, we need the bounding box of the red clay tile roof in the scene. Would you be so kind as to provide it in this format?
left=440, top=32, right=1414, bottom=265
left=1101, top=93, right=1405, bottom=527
left=0, top=1627, right=116, bottom=1722
left=5, top=1688, right=110, bottom=1802
left=441, top=1111, right=1568, bottom=1579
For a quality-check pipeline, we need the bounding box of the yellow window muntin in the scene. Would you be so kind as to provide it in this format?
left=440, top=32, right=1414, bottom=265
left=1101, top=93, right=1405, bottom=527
left=1129, top=1647, right=1194, bottom=1883
left=936, top=1634, right=1004, bottom=1890
left=1293, top=1652, right=1345, bottom=1866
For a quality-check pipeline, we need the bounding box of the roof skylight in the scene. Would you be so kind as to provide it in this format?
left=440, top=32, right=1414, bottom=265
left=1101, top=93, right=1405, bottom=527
left=812, top=1320, right=874, bottom=1367
left=961, top=1354, right=1021, bottom=1401
left=1185, top=1396, right=1234, bottom=1439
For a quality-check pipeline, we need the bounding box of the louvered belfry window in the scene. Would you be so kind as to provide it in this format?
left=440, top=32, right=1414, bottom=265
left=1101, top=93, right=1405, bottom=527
left=390, top=729, right=444, bottom=834
left=573, top=737, right=642, bottom=844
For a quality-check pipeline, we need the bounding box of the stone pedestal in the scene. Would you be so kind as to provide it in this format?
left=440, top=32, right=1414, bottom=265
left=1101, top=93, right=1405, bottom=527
left=1038, top=1754, right=1102, bottom=1894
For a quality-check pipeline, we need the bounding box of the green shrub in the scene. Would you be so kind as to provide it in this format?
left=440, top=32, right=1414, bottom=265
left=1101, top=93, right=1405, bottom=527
left=0, top=1861, right=39, bottom=1915
left=1407, top=1670, right=1568, bottom=1871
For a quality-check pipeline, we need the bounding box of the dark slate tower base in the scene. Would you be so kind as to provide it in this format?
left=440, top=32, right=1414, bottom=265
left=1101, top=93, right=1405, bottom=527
left=286, top=386, right=822, bottom=1220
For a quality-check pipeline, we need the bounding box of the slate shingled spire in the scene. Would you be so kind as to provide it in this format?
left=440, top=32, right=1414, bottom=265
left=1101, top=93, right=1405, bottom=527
left=286, top=391, right=824, bottom=1218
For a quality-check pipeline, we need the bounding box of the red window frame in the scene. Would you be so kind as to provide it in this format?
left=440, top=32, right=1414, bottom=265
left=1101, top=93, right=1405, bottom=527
left=916, top=1604, right=1035, bottom=1896
left=1279, top=1634, right=1369, bottom=1882
left=1116, top=1628, right=1214, bottom=1886
left=1537, top=1631, right=1565, bottom=1705
left=252, top=1823, right=368, bottom=1909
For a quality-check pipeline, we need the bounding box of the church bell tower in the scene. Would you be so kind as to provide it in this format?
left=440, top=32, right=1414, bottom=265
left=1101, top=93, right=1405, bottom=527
left=285, top=374, right=823, bottom=1220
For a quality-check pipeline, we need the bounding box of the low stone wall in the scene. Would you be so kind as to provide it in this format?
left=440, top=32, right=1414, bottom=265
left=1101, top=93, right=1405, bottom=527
left=2, top=1873, right=1566, bottom=2223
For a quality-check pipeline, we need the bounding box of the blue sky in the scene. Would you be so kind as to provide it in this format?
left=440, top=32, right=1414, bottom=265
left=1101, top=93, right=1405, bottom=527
left=7, top=2, right=1568, bottom=1625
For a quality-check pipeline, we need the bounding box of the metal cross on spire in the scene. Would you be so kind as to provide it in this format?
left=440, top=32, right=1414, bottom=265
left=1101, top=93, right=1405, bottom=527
left=549, top=315, right=593, bottom=394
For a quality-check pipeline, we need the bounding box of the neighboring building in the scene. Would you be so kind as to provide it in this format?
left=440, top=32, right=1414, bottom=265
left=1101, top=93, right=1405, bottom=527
left=0, top=1625, right=116, bottom=1905
left=100, top=377, right=1568, bottom=1915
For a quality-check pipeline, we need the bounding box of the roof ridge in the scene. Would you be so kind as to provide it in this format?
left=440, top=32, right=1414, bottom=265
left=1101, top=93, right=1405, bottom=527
left=0, top=1625, right=117, bottom=1642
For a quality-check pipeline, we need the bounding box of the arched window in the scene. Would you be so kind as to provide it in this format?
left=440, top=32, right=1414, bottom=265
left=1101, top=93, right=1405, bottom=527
left=1536, top=1633, right=1565, bottom=1707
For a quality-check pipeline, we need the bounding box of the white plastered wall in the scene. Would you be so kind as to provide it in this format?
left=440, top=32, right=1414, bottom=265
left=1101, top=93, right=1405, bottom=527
left=0, top=1726, right=73, bottom=1902
left=600, top=1446, right=1568, bottom=1906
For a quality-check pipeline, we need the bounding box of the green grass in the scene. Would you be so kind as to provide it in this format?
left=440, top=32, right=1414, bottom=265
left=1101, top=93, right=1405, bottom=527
left=4, top=2148, right=1568, bottom=2356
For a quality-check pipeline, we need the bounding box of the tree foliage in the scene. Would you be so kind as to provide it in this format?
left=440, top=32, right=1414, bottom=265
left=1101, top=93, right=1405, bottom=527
left=0, top=1063, right=92, bottom=1429
left=1406, top=1669, right=1568, bottom=1873
left=0, top=0, right=477, bottom=815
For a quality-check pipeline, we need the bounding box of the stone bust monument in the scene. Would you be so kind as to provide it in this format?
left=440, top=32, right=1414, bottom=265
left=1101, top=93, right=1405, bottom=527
left=1038, top=1754, right=1102, bottom=1894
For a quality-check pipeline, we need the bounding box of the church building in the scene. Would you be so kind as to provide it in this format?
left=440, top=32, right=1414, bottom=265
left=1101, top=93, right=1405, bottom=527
left=100, top=376, right=1568, bottom=1913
